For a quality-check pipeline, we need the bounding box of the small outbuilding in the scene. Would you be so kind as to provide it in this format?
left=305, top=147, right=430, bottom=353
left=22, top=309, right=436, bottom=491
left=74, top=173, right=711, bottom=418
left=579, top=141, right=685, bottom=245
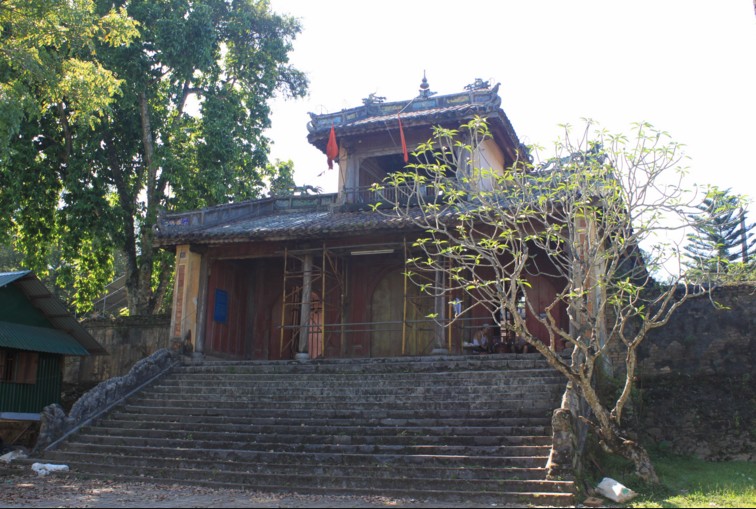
left=0, top=271, right=106, bottom=421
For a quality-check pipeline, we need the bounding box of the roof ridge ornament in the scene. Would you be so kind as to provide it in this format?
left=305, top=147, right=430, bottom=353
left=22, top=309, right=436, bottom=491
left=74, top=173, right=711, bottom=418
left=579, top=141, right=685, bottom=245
left=465, top=78, right=491, bottom=91
left=418, top=71, right=435, bottom=99
left=362, top=92, right=386, bottom=115
left=362, top=92, right=386, bottom=106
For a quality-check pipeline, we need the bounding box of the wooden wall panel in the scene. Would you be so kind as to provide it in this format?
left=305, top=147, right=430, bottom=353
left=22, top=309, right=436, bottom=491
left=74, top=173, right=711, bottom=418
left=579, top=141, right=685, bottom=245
left=205, top=260, right=249, bottom=359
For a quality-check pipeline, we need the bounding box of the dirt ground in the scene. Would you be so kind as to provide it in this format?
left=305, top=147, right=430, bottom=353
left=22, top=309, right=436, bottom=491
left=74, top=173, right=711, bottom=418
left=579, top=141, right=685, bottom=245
left=0, top=464, right=519, bottom=508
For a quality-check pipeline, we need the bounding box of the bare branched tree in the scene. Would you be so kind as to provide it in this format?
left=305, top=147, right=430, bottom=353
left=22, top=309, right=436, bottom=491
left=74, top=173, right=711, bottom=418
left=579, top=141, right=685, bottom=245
left=372, top=119, right=713, bottom=483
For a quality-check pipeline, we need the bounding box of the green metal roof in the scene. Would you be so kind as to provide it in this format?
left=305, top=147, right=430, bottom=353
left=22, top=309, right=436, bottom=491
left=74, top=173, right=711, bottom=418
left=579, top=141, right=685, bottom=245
left=0, top=320, right=89, bottom=356
left=0, top=271, right=106, bottom=356
left=0, top=270, right=31, bottom=287
left=0, top=284, right=54, bottom=327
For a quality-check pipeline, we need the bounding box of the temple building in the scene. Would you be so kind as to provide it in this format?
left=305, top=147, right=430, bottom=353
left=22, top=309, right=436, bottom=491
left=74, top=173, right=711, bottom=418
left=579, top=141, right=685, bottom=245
left=155, top=78, right=567, bottom=361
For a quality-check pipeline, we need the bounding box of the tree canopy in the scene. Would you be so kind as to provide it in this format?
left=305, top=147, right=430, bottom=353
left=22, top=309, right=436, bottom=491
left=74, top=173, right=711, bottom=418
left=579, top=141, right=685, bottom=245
left=0, top=0, right=139, bottom=152
left=373, top=119, right=708, bottom=482
left=0, top=0, right=307, bottom=314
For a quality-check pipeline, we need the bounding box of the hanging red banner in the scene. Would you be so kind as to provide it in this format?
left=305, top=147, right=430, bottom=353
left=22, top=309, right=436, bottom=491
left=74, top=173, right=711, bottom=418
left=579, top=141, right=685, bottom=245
left=398, top=114, right=408, bottom=163
left=326, top=124, right=338, bottom=169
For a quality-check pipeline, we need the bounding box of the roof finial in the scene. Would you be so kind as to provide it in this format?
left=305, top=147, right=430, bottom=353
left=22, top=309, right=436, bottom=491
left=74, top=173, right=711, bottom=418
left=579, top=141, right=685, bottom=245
left=465, top=78, right=491, bottom=91
left=418, top=71, right=435, bottom=99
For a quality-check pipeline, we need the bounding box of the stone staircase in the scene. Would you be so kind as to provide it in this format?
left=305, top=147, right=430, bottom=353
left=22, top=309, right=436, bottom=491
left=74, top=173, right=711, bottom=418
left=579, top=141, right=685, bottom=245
left=39, top=354, right=575, bottom=506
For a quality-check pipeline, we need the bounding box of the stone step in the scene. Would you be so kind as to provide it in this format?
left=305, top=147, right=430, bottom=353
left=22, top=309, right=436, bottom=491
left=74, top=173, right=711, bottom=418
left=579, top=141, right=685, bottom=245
left=129, top=393, right=562, bottom=408
left=35, top=452, right=552, bottom=480
left=36, top=353, right=572, bottom=506
left=84, top=422, right=552, bottom=439
left=75, top=429, right=553, bottom=448
left=121, top=395, right=559, bottom=412
left=48, top=443, right=551, bottom=468
left=51, top=458, right=573, bottom=494
left=99, top=413, right=552, bottom=429
left=168, top=368, right=557, bottom=379
left=62, top=434, right=552, bottom=457
left=173, top=354, right=554, bottom=374
left=142, top=373, right=565, bottom=386
left=139, top=390, right=562, bottom=404
left=54, top=469, right=575, bottom=507
left=147, top=378, right=564, bottom=390
left=150, top=377, right=566, bottom=392
left=167, top=363, right=559, bottom=380
left=114, top=404, right=555, bottom=421
left=164, top=372, right=561, bottom=385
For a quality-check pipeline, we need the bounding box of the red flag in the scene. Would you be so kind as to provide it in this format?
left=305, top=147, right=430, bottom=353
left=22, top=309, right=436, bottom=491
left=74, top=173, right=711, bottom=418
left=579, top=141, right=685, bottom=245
left=398, top=114, right=408, bottom=163
left=326, top=124, right=338, bottom=169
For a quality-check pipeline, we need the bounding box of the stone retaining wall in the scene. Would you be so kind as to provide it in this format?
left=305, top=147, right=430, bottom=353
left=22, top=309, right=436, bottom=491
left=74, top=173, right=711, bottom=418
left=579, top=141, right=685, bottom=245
left=637, top=284, right=755, bottom=377
left=611, top=284, right=755, bottom=461
left=65, top=315, right=171, bottom=385
left=634, top=374, right=754, bottom=461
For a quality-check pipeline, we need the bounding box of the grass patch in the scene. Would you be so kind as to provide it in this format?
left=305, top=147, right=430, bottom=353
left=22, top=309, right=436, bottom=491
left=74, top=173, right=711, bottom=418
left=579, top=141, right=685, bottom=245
left=631, top=455, right=756, bottom=508
left=588, top=447, right=756, bottom=508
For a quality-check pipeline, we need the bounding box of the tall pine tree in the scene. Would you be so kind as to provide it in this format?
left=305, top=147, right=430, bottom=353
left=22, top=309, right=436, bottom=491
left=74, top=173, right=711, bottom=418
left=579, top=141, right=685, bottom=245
left=685, top=188, right=755, bottom=275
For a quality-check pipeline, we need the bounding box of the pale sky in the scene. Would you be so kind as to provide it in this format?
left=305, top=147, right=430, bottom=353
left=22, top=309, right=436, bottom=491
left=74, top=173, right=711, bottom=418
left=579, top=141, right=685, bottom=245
left=266, top=0, right=756, bottom=207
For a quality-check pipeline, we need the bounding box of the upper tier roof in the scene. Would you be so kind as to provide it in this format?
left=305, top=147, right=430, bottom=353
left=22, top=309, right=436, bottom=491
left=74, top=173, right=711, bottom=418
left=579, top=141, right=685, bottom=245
left=306, top=79, right=522, bottom=160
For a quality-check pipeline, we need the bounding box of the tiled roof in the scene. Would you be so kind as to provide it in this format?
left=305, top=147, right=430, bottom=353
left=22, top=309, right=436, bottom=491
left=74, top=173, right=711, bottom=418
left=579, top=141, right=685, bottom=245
left=155, top=195, right=424, bottom=246
left=347, top=104, right=477, bottom=129
left=306, top=85, right=520, bottom=154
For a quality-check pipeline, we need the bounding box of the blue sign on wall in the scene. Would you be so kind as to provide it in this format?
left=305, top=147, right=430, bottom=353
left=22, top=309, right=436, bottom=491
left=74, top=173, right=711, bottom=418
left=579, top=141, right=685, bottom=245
left=214, top=289, right=228, bottom=324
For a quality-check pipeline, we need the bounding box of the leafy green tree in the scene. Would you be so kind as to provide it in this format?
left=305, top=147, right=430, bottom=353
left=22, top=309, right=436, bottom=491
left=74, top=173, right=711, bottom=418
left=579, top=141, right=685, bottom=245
left=0, top=0, right=138, bottom=153
left=0, top=0, right=138, bottom=312
left=266, top=159, right=297, bottom=197
left=0, top=0, right=307, bottom=314
left=685, top=187, right=755, bottom=278
left=0, top=241, right=23, bottom=272
left=374, top=120, right=709, bottom=483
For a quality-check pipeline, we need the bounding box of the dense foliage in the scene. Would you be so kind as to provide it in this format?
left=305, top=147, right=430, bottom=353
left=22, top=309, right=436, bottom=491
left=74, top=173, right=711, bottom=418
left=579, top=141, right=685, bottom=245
left=0, top=0, right=307, bottom=314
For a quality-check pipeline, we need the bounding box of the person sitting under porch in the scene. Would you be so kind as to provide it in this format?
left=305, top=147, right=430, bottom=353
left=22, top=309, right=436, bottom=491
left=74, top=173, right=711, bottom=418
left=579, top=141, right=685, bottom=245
left=463, top=324, right=493, bottom=354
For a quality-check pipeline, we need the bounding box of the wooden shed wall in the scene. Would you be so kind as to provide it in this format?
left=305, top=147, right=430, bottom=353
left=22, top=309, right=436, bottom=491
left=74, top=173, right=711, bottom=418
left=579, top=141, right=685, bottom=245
left=0, top=351, right=62, bottom=413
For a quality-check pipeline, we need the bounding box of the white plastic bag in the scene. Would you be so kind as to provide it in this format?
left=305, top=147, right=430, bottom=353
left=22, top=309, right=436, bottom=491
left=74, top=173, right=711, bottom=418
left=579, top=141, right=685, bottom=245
left=596, top=477, right=637, bottom=503
left=31, top=462, right=69, bottom=476
left=0, top=450, right=27, bottom=464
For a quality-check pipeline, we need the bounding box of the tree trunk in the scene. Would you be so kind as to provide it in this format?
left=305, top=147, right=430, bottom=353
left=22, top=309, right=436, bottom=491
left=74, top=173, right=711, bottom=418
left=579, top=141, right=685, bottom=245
left=579, top=370, right=661, bottom=484
left=600, top=428, right=659, bottom=484
left=107, top=131, right=142, bottom=316
left=134, top=90, right=158, bottom=316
